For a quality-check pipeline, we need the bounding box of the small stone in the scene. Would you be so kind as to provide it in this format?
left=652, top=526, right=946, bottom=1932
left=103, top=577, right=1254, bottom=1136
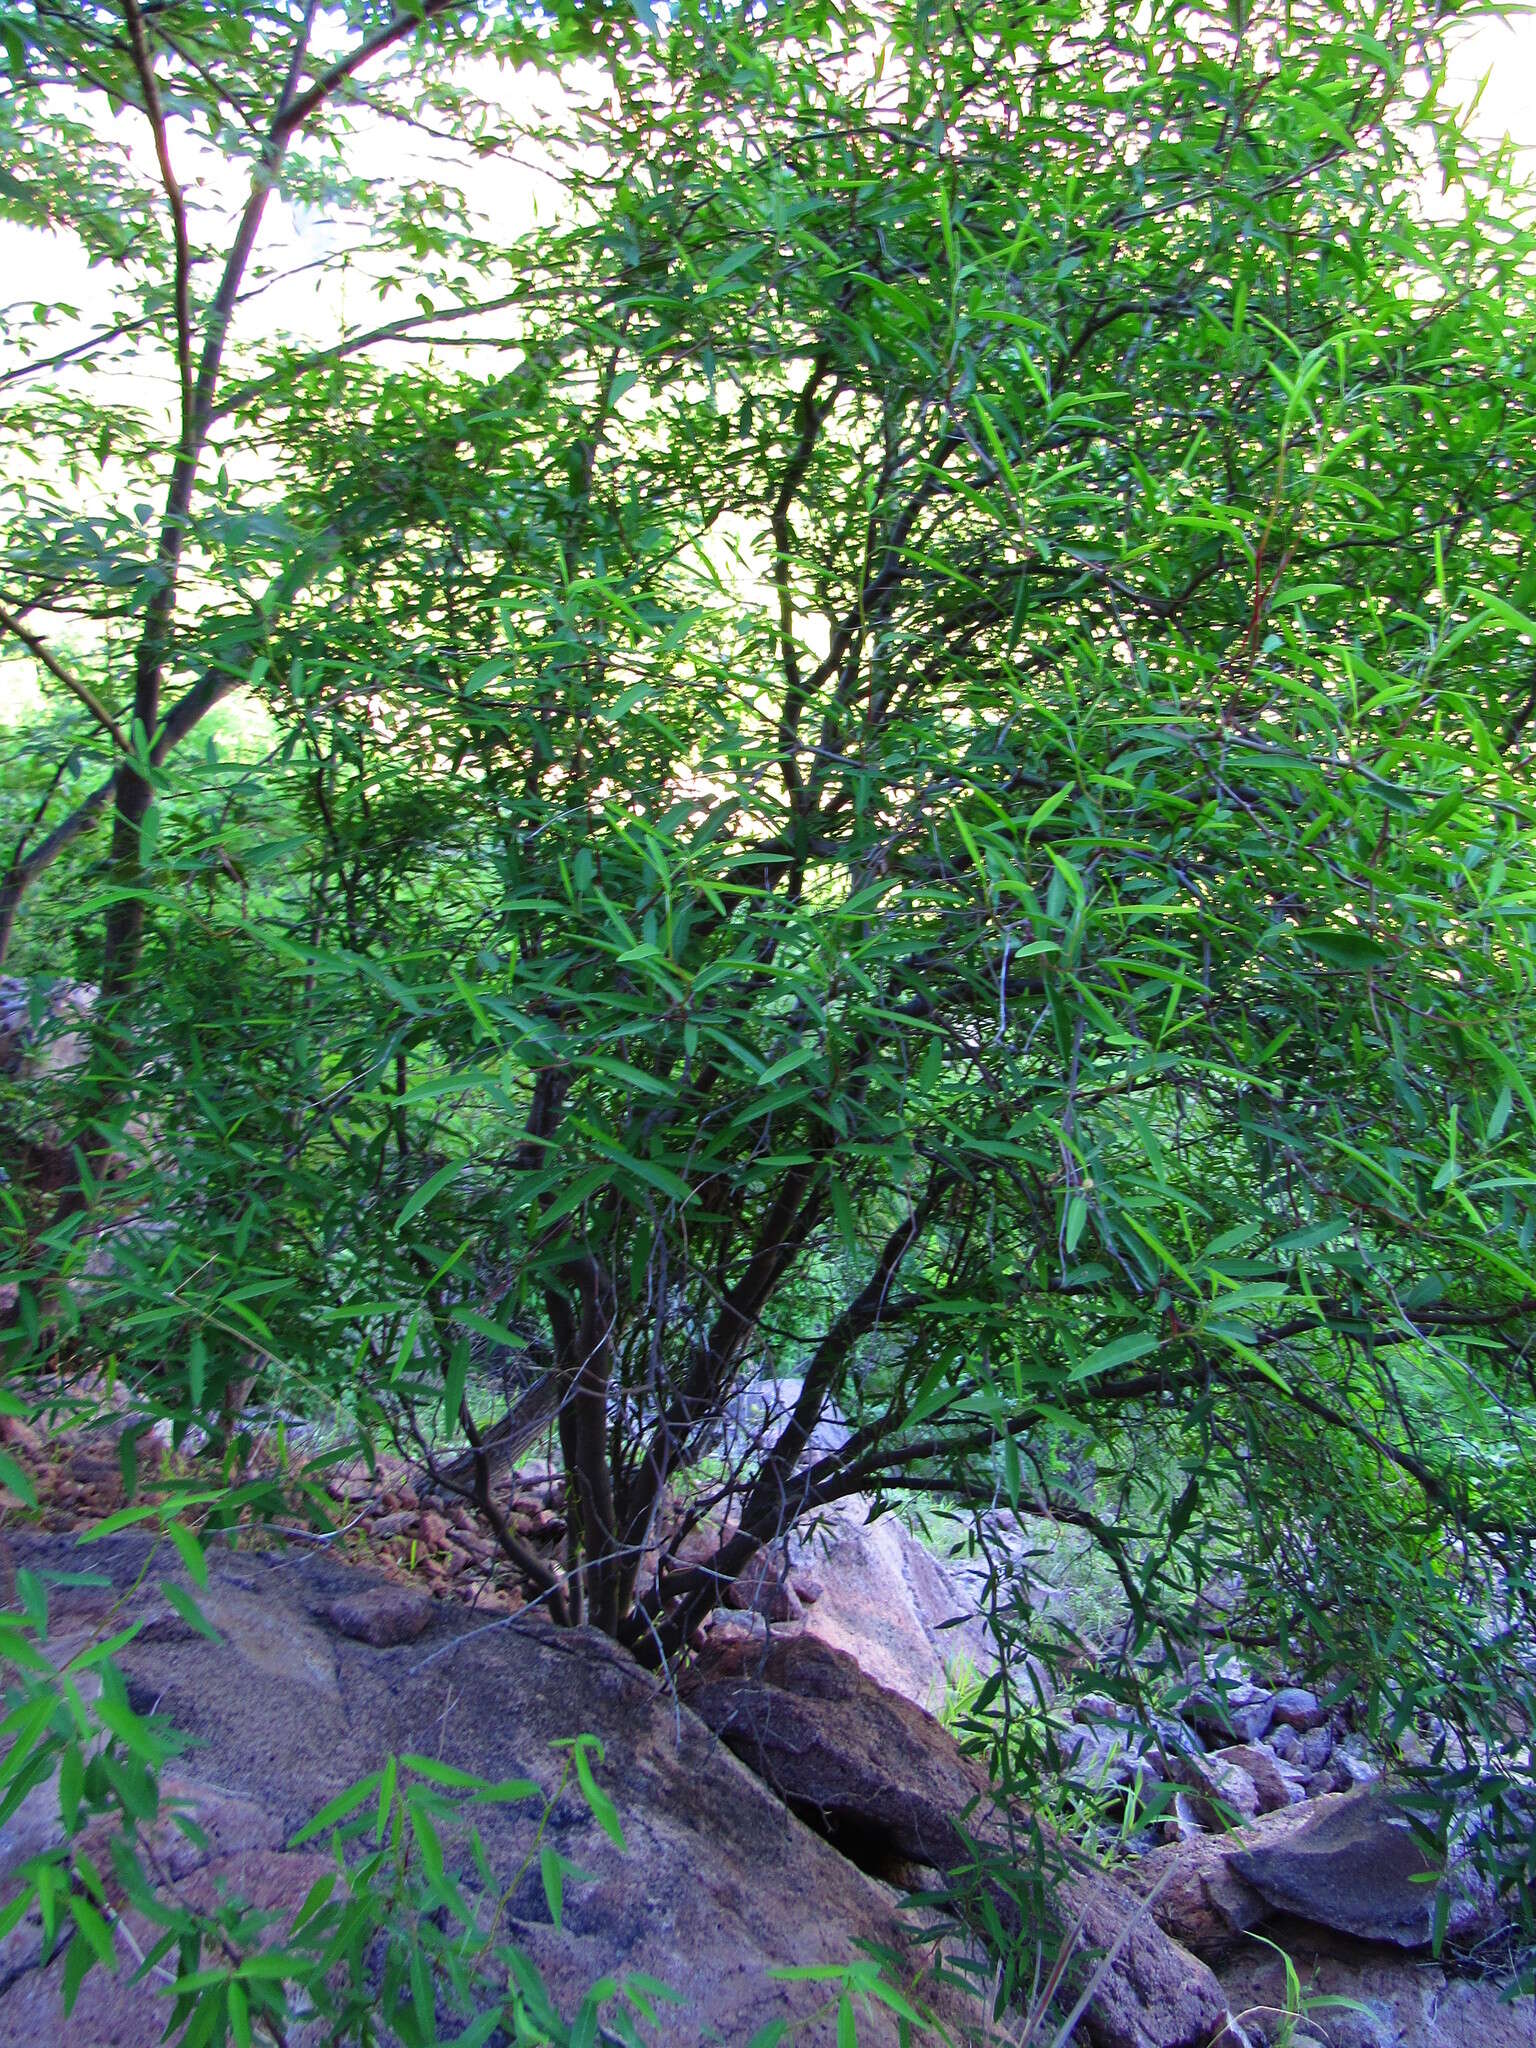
left=1168, top=1749, right=1262, bottom=1828
left=1270, top=1686, right=1326, bottom=1732
left=1420, top=1718, right=1470, bottom=1771
left=673, top=1519, right=737, bottom=1569
left=1126, top=1743, right=1168, bottom=1796
left=1059, top=1724, right=1134, bottom=1788
left=1268, top=1724, right=1302, bottom=1763
left=1395, top=1726, right=1433, bottom=1770
left=1210, top=1742, right=1307, bottom=1814
left=1074, top=1691, right=1132, bottom=1725
left=323, top=1586, right=434, bottom=1646
left=417, top=1511, right=450, bottom=1550
left=1188, top=1682, right=1275, bottom=1745
left=1335, top=1742, right=1380, bottom=1787
left=791, top=1576, right=824, bottom=1605
left=1153, top=1714, right=1204, bottom=1757
left=65, top=1449, right=117, bottom=1486
left=706, top=1608, right=769, bottom=1647
left=1299, top=1724, right=1334, bottom=1771
left=369, top=1509, right=416, bottom=1537
left=1160, top=1790, right=1206, bottom=1842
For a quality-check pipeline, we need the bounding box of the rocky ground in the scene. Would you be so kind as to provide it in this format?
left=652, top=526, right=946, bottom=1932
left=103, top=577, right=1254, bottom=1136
left=0, top=1410, right=1531, bottom=2046
left=0, top=1530, right=991, bottom=2048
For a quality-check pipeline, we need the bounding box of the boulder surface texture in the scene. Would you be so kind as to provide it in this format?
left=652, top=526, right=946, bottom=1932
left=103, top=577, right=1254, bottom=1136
left=0, top=1532, right=986, bottom=2047
left=683, top=1631, right=1236, bottom=2048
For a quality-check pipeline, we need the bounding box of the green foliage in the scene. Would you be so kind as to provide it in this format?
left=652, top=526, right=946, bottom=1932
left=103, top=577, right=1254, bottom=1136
left=2, top=0, right=1535, bottom=1945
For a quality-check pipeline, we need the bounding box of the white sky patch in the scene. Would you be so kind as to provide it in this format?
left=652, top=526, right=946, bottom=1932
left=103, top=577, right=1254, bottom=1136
left=1, top=7, right=1532, bottom=725
left=3, top=10, right=1531, bottom=366
left=1445, top=5, right=1536, bottom=168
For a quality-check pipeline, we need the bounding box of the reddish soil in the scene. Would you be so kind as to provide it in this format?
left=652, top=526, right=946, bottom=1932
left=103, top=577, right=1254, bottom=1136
left=0, top=1400, right=567, bottom=1621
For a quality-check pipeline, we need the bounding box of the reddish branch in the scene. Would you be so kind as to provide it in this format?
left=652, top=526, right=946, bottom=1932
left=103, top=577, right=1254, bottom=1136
left=123, top=0, right=194, bottom=445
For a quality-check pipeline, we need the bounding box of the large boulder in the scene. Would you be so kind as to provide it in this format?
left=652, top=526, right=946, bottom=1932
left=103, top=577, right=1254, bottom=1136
left=0, top=1777, right=331, bottom=2048
left=683, top=1628, right=993, bottom=1870
left=786, top=1501, right=1019, bottom=1714
left=682, top=1631, right=1238, bottom=2048
left=691, top=1495, right=1051, bottom=1719
left=1127, top=1790, right=1508, bottom=1960
left=1228, top=1784, right=1500, bottom=1950
left=0, top=1531, right=986, bottom=2048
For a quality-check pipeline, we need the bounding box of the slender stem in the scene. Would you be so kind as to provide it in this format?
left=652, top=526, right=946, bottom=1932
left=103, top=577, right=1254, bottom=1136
left=123, top=0, right=195, bottom=446
left=271, top=0, right=466, bottom=141
left=100, top=3, right=319, bottom=999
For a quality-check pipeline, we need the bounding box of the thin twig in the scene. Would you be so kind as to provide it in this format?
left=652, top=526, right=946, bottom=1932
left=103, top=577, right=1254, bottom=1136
left=273, top=0, right=466, bottom=140
left=123, top=0, right=195, bottom=445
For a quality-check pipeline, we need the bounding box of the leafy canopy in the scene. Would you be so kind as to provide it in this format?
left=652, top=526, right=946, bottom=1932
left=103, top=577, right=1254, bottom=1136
left=2, top=0, right=1535, bottom=1911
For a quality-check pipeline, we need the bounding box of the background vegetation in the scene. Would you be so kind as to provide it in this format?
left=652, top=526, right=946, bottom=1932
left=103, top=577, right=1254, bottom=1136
left=3, top=0, right=1535, bottom=1981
